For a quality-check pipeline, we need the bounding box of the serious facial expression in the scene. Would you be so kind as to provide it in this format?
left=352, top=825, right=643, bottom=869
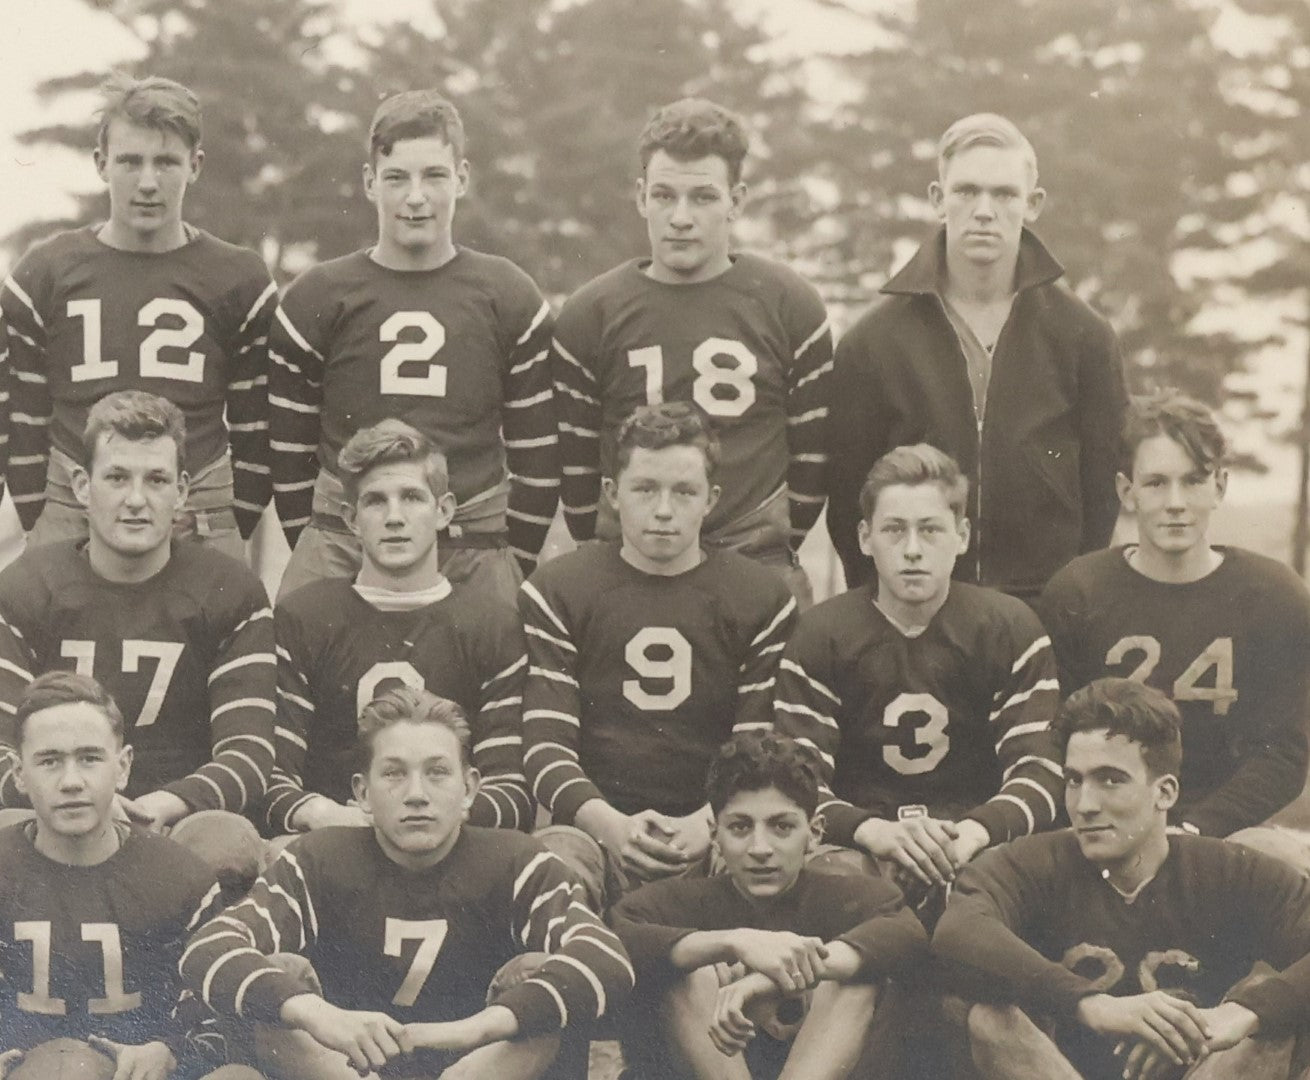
left=349, top=461, right=455, bottom=579
left=931, top=145, right=1043, bottom=269
left=95, top=120, right=201, bottom=246
left=76, top=434, right=186, bottom=561
left=353, top=721, right=477, bottom=870
left=365, top=136, right=468, bottom=257
left=859, top=483, right=969, bottom=613
left=1065, top=730, right=1175, bottom=870
left=638, top=151, right=743, bottom=284
left=1117, top=434, right=1226, bottom=561
left=715, top=786, right=816, bottom=900
left=16, top=702, right=130, bottom=842
left=605, top=444, right=720, bottom=574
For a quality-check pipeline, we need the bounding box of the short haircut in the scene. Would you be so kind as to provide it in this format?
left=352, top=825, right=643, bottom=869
left=97, top=72, right=202, bottom=153
left=612, top=401, right=720, bottom=482
left=357, top=685, right=472, bottom=770
left=1055, top=677, right=1183, bottom=779
left=1120, top=390, right=1228, bottom=476
left=16, top=671, right=125, bottom=749
left=937, top=113, right=1037, bottom=187
left=706, top=732, right=821, bottom=818
left=369, top=89, right=466, bottom=162
left=83, top=390, right=187, bottom=472
left=638, top=98, right=749, bottom=185
left=338, top=419, right=450, bottom=507
left=859, top=443, right=968, bottom=521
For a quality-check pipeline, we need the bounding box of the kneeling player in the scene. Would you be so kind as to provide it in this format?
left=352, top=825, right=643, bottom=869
left=182, top=686, right=633, bottom=1080
left=267, top=419, right=530, bottom=835
left=774, top=444, right=1061, bottom=897
left=520, top=402, right=797, bottom=903
left=612, top=732, right=927, bottom=1080
left=0, top=672, right=260, bottom=1080
left=934, top=678, right=1310, bottom=1080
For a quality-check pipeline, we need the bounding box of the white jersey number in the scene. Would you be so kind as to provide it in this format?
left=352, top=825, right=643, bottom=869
left=626, top=338, right=758, bottom=418
left=379, top=312, right=447, bottom=397
left=60, top=639, right=185, bottom=728
left=357, top=660, right=426, bottom=716
left=623, top=627, right=692, bottom=711
left=1061, top=941, right=1200, bottom=997
left=67, top=298, right=205, bottom=383
left=1105, top=635, right=1237, bottom=716
left=384, top=917, right=449, bottom=1007
left=15, top=921, right=141, bottom=1016
left=882, top=692, right=950, bottom=776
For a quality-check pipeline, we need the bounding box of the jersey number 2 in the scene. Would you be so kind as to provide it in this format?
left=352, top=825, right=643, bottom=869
left=1105, top=636, right=1237, bottom=715
left=15, top=921, right=141, bottom=1015
left=627, top=339, right=757, bottom=417
left=61, top=640, right=185, bottom=728
left=380, top=312, right=447, bottom=397
left=67, top=298, right=205, bottom=383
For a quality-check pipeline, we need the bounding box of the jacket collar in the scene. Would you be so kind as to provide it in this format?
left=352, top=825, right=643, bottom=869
left=881, top=226, right=1064, bottom=297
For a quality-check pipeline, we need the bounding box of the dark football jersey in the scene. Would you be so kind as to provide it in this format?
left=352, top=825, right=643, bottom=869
left=268, top=579, right=530, bottom=833
left=0, top=823, right=220, bottom=1054
left=268, top=248, right=558, bottom=566
left=774, top=582, right=1062, bottom=847
left=520, top=542, right=797, bottom=821
left=935, top=831, right=1310, bottom=1073
left=0, top=541, right=275, bottom=814
left=0, top=225, right=276, bottom=535
left=182, top=827, right=633, bottom=1041
left=1039, top=546, right=1310, bottom=836
left=551, top=254, right=832, bottom=549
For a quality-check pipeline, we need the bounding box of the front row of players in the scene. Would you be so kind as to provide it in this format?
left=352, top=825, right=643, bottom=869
left=7, top=664, right=1310, bottom=1080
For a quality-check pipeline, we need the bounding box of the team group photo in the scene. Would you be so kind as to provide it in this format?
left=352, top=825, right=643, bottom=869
left=0, top=0, right=1307, bottom=1078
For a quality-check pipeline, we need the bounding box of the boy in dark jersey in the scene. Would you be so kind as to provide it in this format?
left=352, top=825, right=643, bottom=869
left=270, top=89, right=557, bottom=605
left=0, top=392, right=274, bottom=850
left=521, top=402, right=797, bottom=905
left=774, top=444, right=1062, bottom=895
left=612, top=732, right=926, bottom=1080
left=934, top=677, right=1310, bottom=1080
left=1, top=74, right=276, bottom=558
left=268, top=419, right=530, bottom=835
left=550, top=98, right=831, bottom=602
left=182, top=685, right=633, bottom=1080
left=0, top=671, right=261, bottom=1080
left=1038, top=392, right=1310, bottom=862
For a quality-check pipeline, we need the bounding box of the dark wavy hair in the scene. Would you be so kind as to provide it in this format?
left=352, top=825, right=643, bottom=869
left=706, top=732, right=820, bottom=818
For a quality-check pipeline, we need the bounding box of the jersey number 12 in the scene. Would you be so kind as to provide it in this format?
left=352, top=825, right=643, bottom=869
left=67, top=298, right=206, bottom=383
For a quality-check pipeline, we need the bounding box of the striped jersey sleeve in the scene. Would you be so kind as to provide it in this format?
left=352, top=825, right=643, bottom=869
left=170, top=586, right=277, bottom=814
left=0, top=583, right=40, bottom=807
left=968, top=631, right=1063, bottom=844
left=730, top=593, right=799, bottom=734
left=267, top=296, right=323, bottom=549
left=264, top=605, right=318, bottom=835
left=0, top=316, right=9, bottom=503
left=470, top=647, right=533, bottom=832
left=549, top=320, right=601, bottom=545
left=518, top=576, right=597, bottom=824
left=783, top=286, right=833, bottom=549
left=1, top=268, right=53, bottom=531
left=502, top=297, right=560, bottom=573
left=226, top=275, right=279, bottom=538
left=492, top=849, right=634, bottom=1034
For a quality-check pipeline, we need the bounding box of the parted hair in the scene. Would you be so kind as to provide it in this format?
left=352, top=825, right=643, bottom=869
left=613, top=401, right=720, bottom=482
left=338, top=419, right=450, bottom=506
left=859, top=443, right=969, bottom=521
left=97, top=72, right=202, bottom=153
left=638, top=98, right=749, bottom=185
left=369, top=89, right=466, bottom=161
left=1055, top=677, right=1183, bottom=780
left=83, top=390, right=187, bottom=471
left=357, top=685, right=473, bottom=770
left=1120, top=390, right=1228, bottom=476
left=706, top=732, right=821, bottom=818
left=16, top=671, right=126, bottom=748
left=937, top=113, right=1037, bottom=186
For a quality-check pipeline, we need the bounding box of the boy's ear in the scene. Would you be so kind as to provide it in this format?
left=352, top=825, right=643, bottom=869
left=808, top=813, right=824, bottom=851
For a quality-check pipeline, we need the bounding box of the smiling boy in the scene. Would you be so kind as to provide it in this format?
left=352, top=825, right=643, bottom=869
left=269, top=89, right=557, bottom=604
left=611, top=732, right=926, bottom=1080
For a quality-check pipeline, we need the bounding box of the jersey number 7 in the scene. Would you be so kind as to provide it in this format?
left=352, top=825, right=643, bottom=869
left=385, top=918, right=449, bottom=1007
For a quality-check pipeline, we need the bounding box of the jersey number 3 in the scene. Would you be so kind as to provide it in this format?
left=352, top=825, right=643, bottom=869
left=68, top=298, right=206, bottom=383
left=882, top=693, right=950, bottom=775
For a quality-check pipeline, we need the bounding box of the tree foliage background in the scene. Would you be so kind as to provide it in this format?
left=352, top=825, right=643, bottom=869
left=10, top=0, right=1309, bottom=453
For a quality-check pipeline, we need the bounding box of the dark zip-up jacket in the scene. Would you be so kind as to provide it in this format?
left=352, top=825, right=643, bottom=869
left=825, top=227, right=1126, bottom=598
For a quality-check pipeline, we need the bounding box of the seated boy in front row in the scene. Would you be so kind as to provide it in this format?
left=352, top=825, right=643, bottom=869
left=934, top=677, right=1310, bottom=1080
left=181, top=685, right=633, bottom=1080
left=0, top=671, right=259, bottom=1080
left=611, top=732, right=927, bottom=1080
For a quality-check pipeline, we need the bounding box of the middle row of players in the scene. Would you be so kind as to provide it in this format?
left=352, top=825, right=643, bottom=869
left=0, top=386, right=1304, bottom=900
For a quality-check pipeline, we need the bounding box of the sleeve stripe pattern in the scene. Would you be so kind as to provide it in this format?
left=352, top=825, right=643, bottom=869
left=550, top=337, right=601, bottom=542
left=268, top=304, right=325, bottom=548
left=502, top=297, right=559, bottom=571
left=785, top=308, right=834, bottom=547
left=469, top=640, right=533, bottom=833
left=227, top=272, right=279, bottom=537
